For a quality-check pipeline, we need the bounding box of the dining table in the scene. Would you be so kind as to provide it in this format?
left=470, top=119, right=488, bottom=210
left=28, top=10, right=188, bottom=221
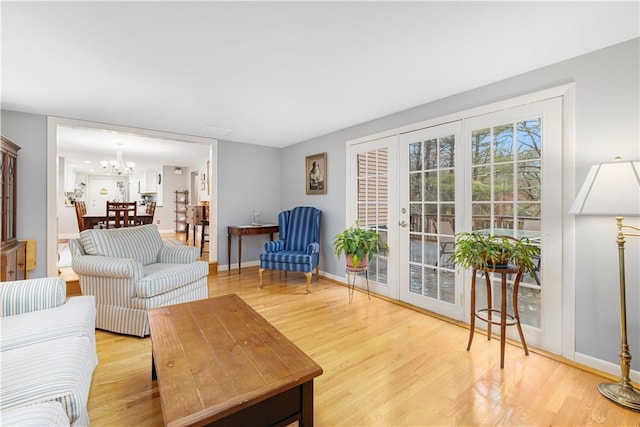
left=82, top=212, right=153, bottom=230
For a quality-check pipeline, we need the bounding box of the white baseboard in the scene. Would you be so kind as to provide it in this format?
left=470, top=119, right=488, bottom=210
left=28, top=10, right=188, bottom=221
left=218, top=260, right=261, bottom=271
left=58, top=233, right=80, bottom=240
left=575, top=352, right=640, bottom=382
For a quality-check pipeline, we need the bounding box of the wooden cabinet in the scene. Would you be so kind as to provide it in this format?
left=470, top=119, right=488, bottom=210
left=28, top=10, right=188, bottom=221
left=1, top=242, right=26, bottom=281
left=1, top=135, right=27, bottom=281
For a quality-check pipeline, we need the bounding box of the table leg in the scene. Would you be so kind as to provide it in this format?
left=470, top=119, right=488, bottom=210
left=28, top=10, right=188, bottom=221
left=300, top=380, right=314, bottom=427
left=227, top=232, right=232, bottom=272
left=513, top=272, right=529, bottom=356
left=238, top=235, right=243, bottom=274
left=500, top=273, right=507, bottom=369
left=466, top=270, right=477, bottom=351
left=186, top=224, right=190, bottom=243
left=151, top=352, right=157, bottom=381
left=485, top=272, right=493, bottom=341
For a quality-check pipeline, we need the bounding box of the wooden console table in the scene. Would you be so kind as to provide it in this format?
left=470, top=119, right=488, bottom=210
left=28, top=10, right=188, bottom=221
left=227, top=224, right=279, bottom=273
left=149, top=294, right=323, bottom=427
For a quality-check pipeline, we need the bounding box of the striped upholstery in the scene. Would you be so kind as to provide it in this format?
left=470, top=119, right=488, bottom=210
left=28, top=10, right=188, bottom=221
left=1, top=296, right=97, bottom=362
left=0, top=279, right=97, bottom=426
left=1, top=402, right=70, bottom=427
left=260, top=207, right=321, bottom=274
left=0, top=277, right=66, bottom=317
left=1, top=336, right=96, bottom=426
left=70, top=224, right=208, bottom=337
left=79, top=224, right=164, bottom=266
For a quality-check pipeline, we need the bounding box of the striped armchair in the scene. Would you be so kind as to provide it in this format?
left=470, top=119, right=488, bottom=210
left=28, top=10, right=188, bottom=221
left=70, top=224, right=208, bottom=337
left=258, top=206, right=322, bottom=293
left=1, top=277, right=97, bottom=426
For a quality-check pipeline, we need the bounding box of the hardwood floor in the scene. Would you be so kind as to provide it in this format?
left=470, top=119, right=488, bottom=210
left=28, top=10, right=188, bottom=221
left=86, top=268, right=640, bottom=426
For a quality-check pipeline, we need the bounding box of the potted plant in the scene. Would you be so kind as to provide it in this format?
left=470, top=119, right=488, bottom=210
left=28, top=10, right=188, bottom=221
left=450, top=231, right=539, bottom=274
left=333, top=220, right=389, bottom=271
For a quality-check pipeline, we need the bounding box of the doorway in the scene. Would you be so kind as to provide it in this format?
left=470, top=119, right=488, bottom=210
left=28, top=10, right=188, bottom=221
left=46, top=116, right=218, bottom=274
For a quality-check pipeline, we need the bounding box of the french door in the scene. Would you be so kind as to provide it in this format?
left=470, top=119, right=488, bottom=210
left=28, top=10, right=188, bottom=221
left=347, top=97, right=563, bottom=353
left=347, top=135, right=398, bottom=298
left=462, top=98, right=563, bottom=351
left=398, top=122, right=464, bottom=319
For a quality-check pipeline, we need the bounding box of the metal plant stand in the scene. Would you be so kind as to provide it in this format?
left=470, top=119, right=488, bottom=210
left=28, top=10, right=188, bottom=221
left=346, top=266, right=370, bottom=303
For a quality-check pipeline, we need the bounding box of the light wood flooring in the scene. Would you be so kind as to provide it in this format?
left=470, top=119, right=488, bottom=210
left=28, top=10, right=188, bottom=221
left=82, top=268, right=640, bottom=426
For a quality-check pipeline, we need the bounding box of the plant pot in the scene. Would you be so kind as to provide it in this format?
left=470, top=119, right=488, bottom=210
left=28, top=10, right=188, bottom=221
left=482, top=251, right=510, bottom=269
left=346, top=254, right=368, bottom=272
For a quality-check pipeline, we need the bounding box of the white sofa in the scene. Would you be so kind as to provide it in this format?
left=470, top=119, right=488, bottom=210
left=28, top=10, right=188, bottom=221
left=0, top=277, right=97, bottom=426
left=69, top=224, right=208, bottom=337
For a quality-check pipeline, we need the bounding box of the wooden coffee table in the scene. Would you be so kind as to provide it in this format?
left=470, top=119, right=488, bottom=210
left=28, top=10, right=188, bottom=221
left=148, top=294, right=323, bottom=427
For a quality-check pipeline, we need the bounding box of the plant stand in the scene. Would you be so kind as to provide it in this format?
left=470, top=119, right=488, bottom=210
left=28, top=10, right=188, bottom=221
left=466, top=265, right=529, bottom=368
left=346, top=266, right=370, bottom=303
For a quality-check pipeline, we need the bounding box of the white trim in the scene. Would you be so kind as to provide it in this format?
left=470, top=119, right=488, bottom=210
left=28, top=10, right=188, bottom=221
left=575, top=352, right=640, bottom=383
left=561, top=85, right=577, bottom=361
left=46, top=116, right=218, bottom=276
left=347, top=83, right=576, bottom=146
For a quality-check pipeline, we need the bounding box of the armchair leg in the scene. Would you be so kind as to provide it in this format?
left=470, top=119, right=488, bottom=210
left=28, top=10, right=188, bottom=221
left=304, top=272, right=312, bottom=294
left=258, top=268, right=265, bottom=288
left=315, top=265, right=319, bottom=280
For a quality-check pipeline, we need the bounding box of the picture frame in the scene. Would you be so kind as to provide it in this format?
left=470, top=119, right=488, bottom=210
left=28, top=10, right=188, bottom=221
left=201, top=173, right=206, bottom=181
left=201, top=181, right=206, bottom=191
left=305, top=152, right=327, bottom=195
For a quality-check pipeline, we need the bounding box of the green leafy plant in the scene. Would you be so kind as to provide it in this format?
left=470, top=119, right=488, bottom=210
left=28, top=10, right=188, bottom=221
left=333, top=220, right=389, bottom=269
left=450, top=231, right=539, bottom=274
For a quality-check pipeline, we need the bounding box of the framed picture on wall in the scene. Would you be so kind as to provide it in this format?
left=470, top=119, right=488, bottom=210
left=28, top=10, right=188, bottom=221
left=305, top=152, right=327, bottom=195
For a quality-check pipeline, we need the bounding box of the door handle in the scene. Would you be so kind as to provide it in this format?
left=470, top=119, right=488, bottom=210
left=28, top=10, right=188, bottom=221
left=399, top=220, right=407, bottom=227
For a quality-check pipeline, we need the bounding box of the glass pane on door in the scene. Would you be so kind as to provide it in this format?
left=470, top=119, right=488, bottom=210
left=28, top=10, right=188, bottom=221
left=357, top=148, right=389, bottom=285
left=470, top=118, right=542, bottom=328
left=408, top=135, right=456, bottom=304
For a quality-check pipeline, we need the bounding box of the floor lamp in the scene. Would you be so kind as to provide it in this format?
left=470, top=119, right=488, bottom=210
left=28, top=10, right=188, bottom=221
left=570, top=158, right=640, bottom=411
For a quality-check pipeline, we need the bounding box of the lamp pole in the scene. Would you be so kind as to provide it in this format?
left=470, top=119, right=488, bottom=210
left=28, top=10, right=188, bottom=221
left=596, top=218, right=640, bottom=411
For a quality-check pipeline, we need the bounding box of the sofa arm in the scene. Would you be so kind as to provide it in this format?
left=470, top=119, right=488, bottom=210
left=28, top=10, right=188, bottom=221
left=265, top=240, right=285, bottom=252
left=0, top=277, right=66, bottom=317
left=72, top=255, right=144, bottom=279
left=157, top=244, right=199, bottom=264
left=306, top=242, right=320, bottom=254
left=0, top=295, right=96, bottom=356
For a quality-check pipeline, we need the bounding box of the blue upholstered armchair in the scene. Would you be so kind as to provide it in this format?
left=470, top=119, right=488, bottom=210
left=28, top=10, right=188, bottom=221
left=258, top=206, right=322, bottom=293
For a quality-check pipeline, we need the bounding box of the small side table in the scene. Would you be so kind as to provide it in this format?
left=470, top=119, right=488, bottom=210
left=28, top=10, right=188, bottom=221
left=466, top=265, right=529, bottom=368
left=227, top=224, right=279, bottom=274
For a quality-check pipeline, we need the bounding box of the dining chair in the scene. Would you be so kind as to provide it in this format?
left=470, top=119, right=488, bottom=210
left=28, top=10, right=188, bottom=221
left=74, top=201, right=88, bottom=231
left=106, top=201, right=137, bottom=228
left=136, top=201, right=156, bottom=225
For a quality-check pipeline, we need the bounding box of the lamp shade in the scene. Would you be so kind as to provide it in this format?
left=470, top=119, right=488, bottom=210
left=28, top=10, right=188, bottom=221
left=569, top=160, right=640, bottom=216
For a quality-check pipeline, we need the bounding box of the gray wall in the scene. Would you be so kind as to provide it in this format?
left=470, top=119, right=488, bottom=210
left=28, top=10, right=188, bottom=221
left=1, top=110, right=48, bottom=279
left=1, top=38, right=638, bottom=371
left=217, top=140, right=282, bottom=268
left=280, top=38, right=640, bottom=369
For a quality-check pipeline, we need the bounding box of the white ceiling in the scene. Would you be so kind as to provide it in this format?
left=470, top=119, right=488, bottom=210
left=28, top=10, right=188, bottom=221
left=2, top=1, right=639, bottom=152
left=56, top=125, right=211, bottom=176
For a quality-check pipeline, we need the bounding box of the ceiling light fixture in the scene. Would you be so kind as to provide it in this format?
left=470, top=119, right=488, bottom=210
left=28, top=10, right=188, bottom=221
left=101, top=143, right=135, bottom=175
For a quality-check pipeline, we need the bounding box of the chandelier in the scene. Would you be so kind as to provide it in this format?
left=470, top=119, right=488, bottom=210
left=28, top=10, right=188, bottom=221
left=101, top=143, right=135, bottom=175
